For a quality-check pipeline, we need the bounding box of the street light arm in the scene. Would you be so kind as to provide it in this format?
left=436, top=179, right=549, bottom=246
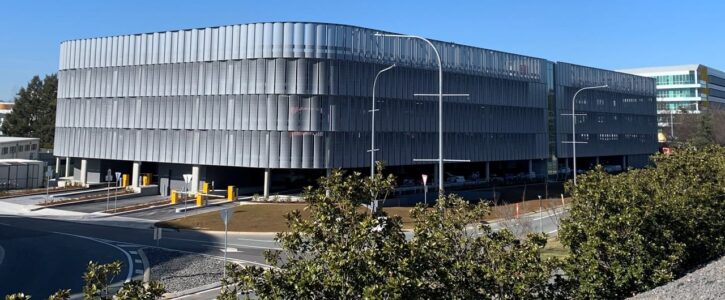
left=572, top=85, right=608, bottom=103
left=370, top=63, right=396, bottom=181
left=375, top=32, right=446, bottom=192
left=374, top=33, right=441, bottom=69
left=570, top=84, right=608, bottom=186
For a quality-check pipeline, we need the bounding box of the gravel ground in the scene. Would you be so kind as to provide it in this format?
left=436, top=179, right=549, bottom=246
left=630, top=255, right=725, bottom=300
left=144, top=247, right=224, bottom=293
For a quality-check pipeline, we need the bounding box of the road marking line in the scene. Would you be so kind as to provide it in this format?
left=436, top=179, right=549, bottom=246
left=129, top=250, right=138, bottom=254
left=134, top=259, right=142, bottom=264
left=235, top=237, right=278, bottom=243
left=530, top=210, right=566, bottom=221
left=163, top=237, right=283, bottom=251
left=134, top=269, right=144, bottom=274
left=118, top=244, right=138, bottom=248
left=50, top=231, right=134, bottom=283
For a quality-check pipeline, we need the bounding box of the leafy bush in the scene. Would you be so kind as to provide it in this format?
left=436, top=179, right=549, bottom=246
left=560, top=144, right=725, bottom=298
left=221, top=166, right=563, bottom=299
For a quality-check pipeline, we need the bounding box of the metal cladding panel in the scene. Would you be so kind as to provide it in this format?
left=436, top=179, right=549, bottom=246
left=554, top=63, right=658, bottom=158
left=55, top=22, right=654, bottom=169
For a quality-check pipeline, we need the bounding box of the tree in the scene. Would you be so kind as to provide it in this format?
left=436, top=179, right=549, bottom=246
left=4, top=260, right=165, bottom=300
left=560, top=145, right=725, bottom=298
left=1, top=74, right=57, bottom=148
left=220, top=166, right=563, bottom=299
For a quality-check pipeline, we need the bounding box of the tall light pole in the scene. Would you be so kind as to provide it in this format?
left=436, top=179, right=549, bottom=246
left=374, top=33, right=469, bottom=192
left=370, top=64, right=396, bottom=179
left=566, top=85, right=607, bottom=186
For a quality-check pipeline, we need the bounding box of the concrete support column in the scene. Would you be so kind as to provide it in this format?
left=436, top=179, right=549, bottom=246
left=190, top=165, right=200, bottom=193
left=595, top=156, right=600, bottom=166
left=64, top=157, right=71, bottom=177
left=131, top=161, right=141, bottom=190
left=623, top=156, right=628, bottom=170
left=263, top=168, right=271, bottom=198
left=80, top=159, right=88, bottom=185
left=564, top=158, right=569, bottom=169
left=528, top=160, right=533, bottom=174
left=55, top=157, right=60, bottom=176
left=485, top=162, right=490, bottom=181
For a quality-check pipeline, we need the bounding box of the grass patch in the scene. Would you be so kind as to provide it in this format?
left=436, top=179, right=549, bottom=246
left=541, top=237, right=569, bottom=259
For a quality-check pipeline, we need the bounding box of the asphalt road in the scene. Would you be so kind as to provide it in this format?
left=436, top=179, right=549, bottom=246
left=0, top=222, right=131, bottom=299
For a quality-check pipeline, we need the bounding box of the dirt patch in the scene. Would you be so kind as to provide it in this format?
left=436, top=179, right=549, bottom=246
left=158, top=203, right=310, bottom=232
left=0, top=186, right=85, bottom=199
left=39, top=189, right=131, bottom=206
left=159, top=197, right=569, bottom=232
left=103, top=199, right=170, bottom=214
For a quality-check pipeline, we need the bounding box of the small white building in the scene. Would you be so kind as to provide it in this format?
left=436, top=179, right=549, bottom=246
left=0, top=137, right=40, bottom=160
left=0, top=159, right=45, bottom=189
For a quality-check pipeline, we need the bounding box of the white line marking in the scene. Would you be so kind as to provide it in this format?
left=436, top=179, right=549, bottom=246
left=129, top=250, right=138, bottom=254
left=51, top=231, right=134, bottom=283
left=547, top=229, right=558, bottom=234
left=235, top=237, right=278, bottom=243
left=134, top=269, right=144, bottom=274
left=530, top=210, right=566, bottom=221
left=134, top=259, right=142, bottom=264
left=119, top=244, right=137, bottom=248
left=163, top=237, right=283, bottom=251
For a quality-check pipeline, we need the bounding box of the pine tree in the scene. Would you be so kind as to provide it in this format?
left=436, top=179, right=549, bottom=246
left=1, top=74, right=57, bottom=148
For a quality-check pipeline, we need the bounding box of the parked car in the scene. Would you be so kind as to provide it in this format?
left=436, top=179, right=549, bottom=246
left=603, top=165, right=623, bottom=173
left=447, top=175, right=465, bottom=183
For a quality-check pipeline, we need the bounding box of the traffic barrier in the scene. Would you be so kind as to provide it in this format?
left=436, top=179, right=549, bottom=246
left=142, top=173, right=152, bottom=186
left=195, top=193, right=205, bottom=207
left=202, top=181, right=209, bottom=193
left=227, top=185, right=235, bottom=201
left=171, top=190, right=178, bottom=204
left=122, top=174, right=129, bottom=187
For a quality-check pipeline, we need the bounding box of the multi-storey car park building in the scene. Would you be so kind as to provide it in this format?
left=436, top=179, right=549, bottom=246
left=620, top=64, right=725, bottom=131
left=53, top=22, right=658, bottom=196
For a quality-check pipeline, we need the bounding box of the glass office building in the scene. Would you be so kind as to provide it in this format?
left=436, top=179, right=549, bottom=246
left=620, top=64, right=725, bottom=128
left=53, top=22, right=658, bottom=195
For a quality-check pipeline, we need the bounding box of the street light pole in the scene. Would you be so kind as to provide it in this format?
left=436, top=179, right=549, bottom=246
left=370, top=64, right=396, bottom=180
left=375, top=33, right=469, bottom=192
left=568, top=85, right=608, bottom=186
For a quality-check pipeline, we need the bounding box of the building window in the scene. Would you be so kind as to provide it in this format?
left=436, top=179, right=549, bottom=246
left=31, top=144, right=37, bottom=150
left=657, top=88, right=696, bottom=98
left=24, top=145, right=30, bottom=151
left=1, top=147, right=6, bottom=155
left=653, top=72, right=696, bottom=85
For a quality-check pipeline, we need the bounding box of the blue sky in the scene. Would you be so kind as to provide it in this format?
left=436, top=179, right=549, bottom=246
left=1, top=0, right=723, bottom=101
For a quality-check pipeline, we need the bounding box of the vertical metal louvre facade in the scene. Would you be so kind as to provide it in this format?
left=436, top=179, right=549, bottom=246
left=54, top=22, right=656, bottom=170
left=555, top=63, right=658, bottom=158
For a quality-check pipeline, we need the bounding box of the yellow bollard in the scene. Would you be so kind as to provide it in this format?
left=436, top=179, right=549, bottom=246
left=227, top=185, right=235, bottom=201
left=202, top=181, right=209, bottom=193
left=170, top=190, right=178, bottom=204
left=195, top=193, right=204, bottom=207
left=121, top=174, right=129, bottom=187
left=142, top=174, right=150, bottom=186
